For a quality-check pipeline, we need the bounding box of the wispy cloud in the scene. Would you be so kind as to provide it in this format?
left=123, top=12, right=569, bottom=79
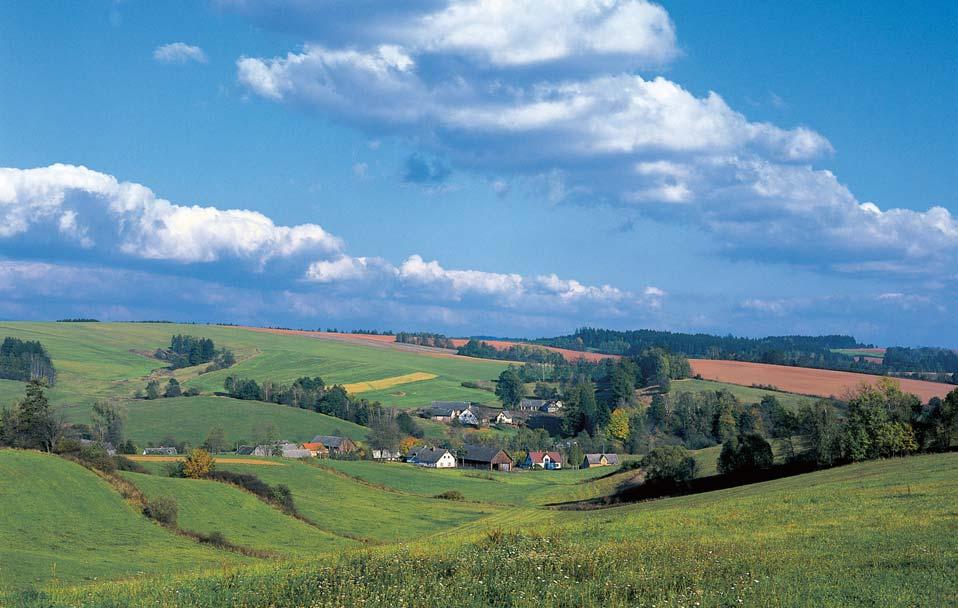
left=153, top=42, right=208, bottom=65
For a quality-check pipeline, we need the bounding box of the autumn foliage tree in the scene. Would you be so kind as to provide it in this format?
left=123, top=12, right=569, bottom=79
left=182, top=448, right=215, bottom=478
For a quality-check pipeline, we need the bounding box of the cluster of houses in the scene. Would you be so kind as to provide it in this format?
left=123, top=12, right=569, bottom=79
left=405, top=443, right=619, bottom=472
left=424, top=398, right=563, bottom=428
left=141, top=435, right=359, bottom=459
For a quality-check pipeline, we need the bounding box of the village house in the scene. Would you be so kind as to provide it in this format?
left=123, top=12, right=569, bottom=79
left=371, top=449, right=402, bottom=461
left=523, top=450, right=563, bottom=470
left=457, top=407, right=479, bottom=427
left=427, top=401, right=470, bottom=421
left=458, top=444, right=514, bottom=471
left=518, top=398, right=547, bottom=411
left=409, top=446, right=457, bottom=468
left=582, top=453, right=620, bottom=468
left=310, top=435, right=357, bottom=455
left=494, top=410, right=514, bottom=425
left=142, top=446, right=177, bottom=456
left=250, top=442, right=312, bottom=458
left=518, top=398, right=563, bottom=413
left=301, top=442, right=330, bottom=458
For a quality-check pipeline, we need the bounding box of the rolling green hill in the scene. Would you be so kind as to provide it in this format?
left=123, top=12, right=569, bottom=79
left=28, top=453, right=957, bottom=607
left=124, top=395, right=369, bottom=446
left=669, top=377, right=814, bottom=410
left=0, top=450, right=251, bottom=591
left=120, top=471, right=357, bottom=555
left=214, top=460, right=502, bottom=542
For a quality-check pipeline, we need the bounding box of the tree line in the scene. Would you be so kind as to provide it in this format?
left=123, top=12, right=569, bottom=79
left=395, top=332, right=456, bottom=348
left=0, top=337, right=56, bottom=385
left=223, top=375, right=382, bottom=427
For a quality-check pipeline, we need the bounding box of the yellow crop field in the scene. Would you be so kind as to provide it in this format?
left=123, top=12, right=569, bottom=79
left=343, top=372, right=438, bottom=394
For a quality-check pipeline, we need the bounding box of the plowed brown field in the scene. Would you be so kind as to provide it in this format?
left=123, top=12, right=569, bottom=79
left=690, top=359, right=953, bottom=402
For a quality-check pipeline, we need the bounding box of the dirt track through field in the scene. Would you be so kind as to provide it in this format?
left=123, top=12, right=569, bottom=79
left=690, top=359, right=953, bottom=402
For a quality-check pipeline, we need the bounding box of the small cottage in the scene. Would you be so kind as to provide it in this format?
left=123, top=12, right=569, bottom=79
left=410, top=447, right=457, bottom=468
left=582, top=453, right=619, bottom=468
left=428, top=401, right=469, bottom=421
left=518, top=398, right=547, bottom=411
left=301, top=442, right=330, bottom=458
left=524, top=450, right=563, bottom=470
left=494, top=410, right=513, bottom=425
left=371, top=449, right=401, bottom=461
left=310, top=435, right=357, bottom=455
left=457, top=407, right=480, bottom=427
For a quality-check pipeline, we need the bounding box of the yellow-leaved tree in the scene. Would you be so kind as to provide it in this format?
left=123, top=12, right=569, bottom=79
left=182, top=448, right=215, bottom=479
left=607, top=408, right=631, bottom=442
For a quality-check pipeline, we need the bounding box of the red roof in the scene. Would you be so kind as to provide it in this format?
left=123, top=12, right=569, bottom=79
left=301, top=442, right=328, bottom=451
left=527, top=451, right=562, bottom=464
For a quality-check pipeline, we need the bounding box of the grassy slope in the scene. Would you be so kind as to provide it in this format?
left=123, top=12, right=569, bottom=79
left=215, top=460, right=501, bottom=543
left=317, top=459, right=616, bottom=505
left=38, top=454, right=958, bottom=607
left=0, top=321, right=510, bottom=444
left=671, top=377, right=814, bottom=410
left=124, top=395, right=369, bottom=446
left=0, top=450, right=250, bottom=591
left=120, top=471, right=357, bottom=555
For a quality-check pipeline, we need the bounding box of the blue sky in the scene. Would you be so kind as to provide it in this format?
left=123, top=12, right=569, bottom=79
left=0, top=1, right=955, bottom=345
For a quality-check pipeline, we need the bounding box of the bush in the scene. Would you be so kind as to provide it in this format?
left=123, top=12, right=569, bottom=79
left=206, top=470, right=298, bottom=515
left=643, top=446, right=698, bottom=485
left=182, top=448, right=215, bottom=478
left=435, top=490, right=465, bottom=501
left=143, top=496, right=178, bottom=526
left=115, top=455, right=149, bottom=473
left=717, top=434, right=774, bottom=475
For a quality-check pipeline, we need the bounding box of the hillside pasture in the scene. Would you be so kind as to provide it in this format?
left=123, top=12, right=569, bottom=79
left=669, top=377, right=813, bottom=410
left=690, top=358, right=952, bottom=402
left=34, top=453, right=958, bottom=607
left=121, top=471, right=357, bottom=555
left=124, top=395, right=369, bottom=446
left=215, top=460, right=501, bottom=542
left=450, top=338, right=619, bottom=363
left=0, top=450, right=250, bottom=591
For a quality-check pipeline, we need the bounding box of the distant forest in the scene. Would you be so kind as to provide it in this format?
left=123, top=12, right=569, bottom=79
left=0, top=337, right=56, bottom=385
left=533, top=328, right=958, bottom=381
left=395, top=332, right=456, bottom=349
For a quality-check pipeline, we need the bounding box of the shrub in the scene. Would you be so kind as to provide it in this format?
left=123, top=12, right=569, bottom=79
left=206, top=470, right=298, bottom=515
left=717, top=434, right=774, bottom=476
left=115, top=455, right=149, bottom=473
left=643, top=446, right=698, bottom=485
left=182, top=448, right=215, bottom=478
left=143, top=496, right=178, bottom=525
left=435, top=490, right=465, bottom=501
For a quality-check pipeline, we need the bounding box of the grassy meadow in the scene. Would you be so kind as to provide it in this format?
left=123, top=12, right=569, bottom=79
left=18, top=453, right=956, bottom=607
left=670, top=377, right=815, bottom=410
left=0, top=322, right=509, bottom=445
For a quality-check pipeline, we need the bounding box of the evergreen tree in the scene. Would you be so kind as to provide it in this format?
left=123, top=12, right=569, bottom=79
left=12, top=380, right=58, bottom=451
left=495, top=367, right=524, bottom=408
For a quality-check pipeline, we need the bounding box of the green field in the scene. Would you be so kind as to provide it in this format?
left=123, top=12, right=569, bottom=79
left=832, top=348, right=885, bottom=359
left=124, top=395, right=369, bottom=446
left=0, top=322, right=511, bottom=445
left=670, top=377, right=815, bottom=410
left=317, top=459, right=620, bottom=505
left=26, top=453, right=957, bottom=607
left=120, top=471, right=357, bottom=556
left=0, top=450, right=251, bottom=592
left=212, top=460, right=502, bottom=543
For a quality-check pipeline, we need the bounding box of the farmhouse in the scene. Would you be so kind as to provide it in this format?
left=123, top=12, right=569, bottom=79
left=524, top=451, right=563, bottom=470
left=301, top=442, right=330, bottom=458
left=428, top=401, right=470, bottom=421
left=518, top=398, right=563, bottom=412
left=142, top=446, right=177, bottom=456
left=518, top=398, right=547, bottom=411
left=410, top=446, right=457, bottom=468
left=371, top=449, right=401, bottom=461
left=457, top=407, right=480, bottom=426
left=494, top=410, right=514, bottom=425
left=458, top=444, right=513, bottom=471
left=311, top=435, right=357, bottom=455
left=582, top=453, right=619, bottom=468
left=250, top=442, right=312, bottom=458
